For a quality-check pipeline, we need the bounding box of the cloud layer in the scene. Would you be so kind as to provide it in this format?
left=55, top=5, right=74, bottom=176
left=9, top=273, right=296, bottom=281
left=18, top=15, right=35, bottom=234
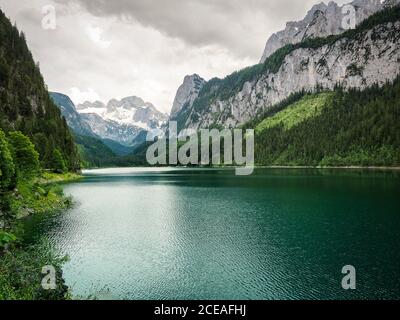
left=0, top=0, right=348, bottom=112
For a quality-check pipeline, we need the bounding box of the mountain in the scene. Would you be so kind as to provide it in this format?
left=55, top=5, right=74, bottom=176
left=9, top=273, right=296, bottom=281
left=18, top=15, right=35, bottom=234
left=0, top=9, right=79, bottom=171
left=50, top=92, right=137, bottom=164
left=77, top=96, right=168, bottom=131
left=259, top=0, right=398, bottom=63
left=49, top=92, right=97, bottom=138
left=50, top=92, right=150, bottom=156
left=245, top=76, right=400, bottom=166
left=75, top=95, right=167, bottom=150
left=79, top=113, right=145, bottom=148
left=73, top=134, right=116, bottom=168
left=170, top=74, right=206, bottom=119
left=173, top=5, right=400, bottom=130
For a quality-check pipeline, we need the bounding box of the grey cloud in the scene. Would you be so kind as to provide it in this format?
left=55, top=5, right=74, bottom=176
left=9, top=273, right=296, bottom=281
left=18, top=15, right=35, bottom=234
left=54, top=0, right=332, bottom=58
left=0, top=0, right=350, bottom=112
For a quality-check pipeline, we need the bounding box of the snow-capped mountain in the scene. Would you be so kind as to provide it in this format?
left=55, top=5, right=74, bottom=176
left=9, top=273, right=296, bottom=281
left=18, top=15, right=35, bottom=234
left=77, top=96, right=168, bottom=131
left=50, top=92, right=165, bottom=154
left=79, top=112, right=145, bottom=146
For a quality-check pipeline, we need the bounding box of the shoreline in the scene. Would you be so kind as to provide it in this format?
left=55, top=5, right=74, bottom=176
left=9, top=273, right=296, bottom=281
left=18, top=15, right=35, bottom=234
left=254, top=165, right=400, bottom=170
left=82, top=165, right=400, bottom=172
left=1, top=171, right=82, bottom=300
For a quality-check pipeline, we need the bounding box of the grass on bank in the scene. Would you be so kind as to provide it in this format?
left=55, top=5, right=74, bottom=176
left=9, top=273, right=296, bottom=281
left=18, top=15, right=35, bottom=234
left=12, top=172, right=82, bottom=219
left=0, top=172, right=81, bottom=300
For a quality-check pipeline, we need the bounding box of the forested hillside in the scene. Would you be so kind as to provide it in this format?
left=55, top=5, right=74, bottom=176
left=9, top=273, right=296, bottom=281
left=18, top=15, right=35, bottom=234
left=0, top=9, right=81, bottom=299
left=244, top=77, right=400, bottom=167
left=0, top=9, right=79, bottom=171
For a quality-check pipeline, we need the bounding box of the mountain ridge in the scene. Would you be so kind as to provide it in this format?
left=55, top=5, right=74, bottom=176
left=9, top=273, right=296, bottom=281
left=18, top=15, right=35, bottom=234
left=259, top=0, right=400, bottom=63
left=173, top=5, right=400, bottom=130
left=77, top=95, right=168, bottom=131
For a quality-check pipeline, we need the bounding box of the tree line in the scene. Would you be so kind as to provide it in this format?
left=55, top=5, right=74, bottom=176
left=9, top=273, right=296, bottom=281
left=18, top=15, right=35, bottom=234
left=0, top=9, right=80, bottom=172
left=251, top=77, right=400, bottom=166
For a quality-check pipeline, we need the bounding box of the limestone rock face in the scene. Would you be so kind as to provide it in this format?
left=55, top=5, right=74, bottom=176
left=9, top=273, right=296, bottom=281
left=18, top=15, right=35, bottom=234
left=183, top=21, right=400, bottom=129
left=170, top=74, right=206, bottom=119
left=259, top=0, right=399, bottom=63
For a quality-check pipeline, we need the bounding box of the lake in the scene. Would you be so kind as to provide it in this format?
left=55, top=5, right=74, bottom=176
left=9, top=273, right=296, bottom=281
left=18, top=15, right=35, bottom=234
left=24, top=167, right=400, bottom=299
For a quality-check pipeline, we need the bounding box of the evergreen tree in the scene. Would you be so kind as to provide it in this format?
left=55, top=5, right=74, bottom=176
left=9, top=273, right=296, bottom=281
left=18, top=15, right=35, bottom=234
left=0, top=129, right=15, bottom=190
left=7, top=131, right=40, bottom=180
left=0, top=9, right=80, bottom=172
left=51, top=149, right=67, bottom=173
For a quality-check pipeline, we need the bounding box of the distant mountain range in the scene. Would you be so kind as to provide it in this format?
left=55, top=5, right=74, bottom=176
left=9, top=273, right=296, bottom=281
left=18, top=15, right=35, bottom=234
left=77, top=96, right=167, bottom=131
left=50, top=92, right=167, bottom=156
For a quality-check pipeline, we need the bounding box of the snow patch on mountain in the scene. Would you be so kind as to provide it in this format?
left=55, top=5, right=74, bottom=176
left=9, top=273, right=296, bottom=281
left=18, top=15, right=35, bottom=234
left=77, top=96, right=168, bottom=131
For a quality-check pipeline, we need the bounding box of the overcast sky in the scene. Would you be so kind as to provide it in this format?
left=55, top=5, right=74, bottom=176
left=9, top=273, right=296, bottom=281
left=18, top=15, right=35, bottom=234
left=0, top=0, right=348, bottom=113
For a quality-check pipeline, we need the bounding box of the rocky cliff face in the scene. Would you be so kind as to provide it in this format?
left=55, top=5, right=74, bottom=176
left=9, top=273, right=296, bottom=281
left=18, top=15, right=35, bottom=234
left=170, top=74, right=206, bottom=119
left=260, top=0, right=398, bottom=63
left=180, top=17, right=400, bottom=129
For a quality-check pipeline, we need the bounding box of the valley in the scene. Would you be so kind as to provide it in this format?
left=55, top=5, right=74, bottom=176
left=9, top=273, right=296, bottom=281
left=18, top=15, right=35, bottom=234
left=0, top=0, right=400, bottom=301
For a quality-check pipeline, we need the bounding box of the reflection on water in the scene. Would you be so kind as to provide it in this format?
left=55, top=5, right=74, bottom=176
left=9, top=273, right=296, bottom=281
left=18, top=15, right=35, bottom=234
left=24, top=168, right=400, bottom=299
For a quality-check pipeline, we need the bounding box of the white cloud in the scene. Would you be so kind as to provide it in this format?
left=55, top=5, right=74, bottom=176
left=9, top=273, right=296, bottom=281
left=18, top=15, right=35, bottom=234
left=85, top=25, right=111, bottom=48
left=69, top=87, right=100, bottom=105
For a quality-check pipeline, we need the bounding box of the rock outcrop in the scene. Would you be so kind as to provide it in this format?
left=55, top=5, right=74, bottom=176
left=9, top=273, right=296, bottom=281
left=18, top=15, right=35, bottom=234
left=259, top=0, right=399, bottom=63
left=180, top=18, right=400, bottom=129
left=170, top=74, right=206, bottom=119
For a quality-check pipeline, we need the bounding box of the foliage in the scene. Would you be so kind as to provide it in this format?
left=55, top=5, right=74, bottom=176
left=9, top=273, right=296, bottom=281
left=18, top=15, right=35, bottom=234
left=40, top=172, right=83, bottom=184
left=319, top=146, right=399, bottom=167
left=251, top=76, right=400, bottom=166
left=7, top=131, right=40, bottom=180
left=0, top=231, right=16, bottom=249
left=74, top=134, right=151, bottom=168
left=50, top=149, right=68, bottom=173
left=0, top=129, right=15, bottom=190
left=10, top=178, right=72, bottom=218
left=255, top=93, right=334, bottom=133
left=0, top=9, right=82, bottom=301
left=0, top=241, right=70, bottom=300
left=74, top=134, right=116, bottom=168
left=0, top=9, right=80, bottom=171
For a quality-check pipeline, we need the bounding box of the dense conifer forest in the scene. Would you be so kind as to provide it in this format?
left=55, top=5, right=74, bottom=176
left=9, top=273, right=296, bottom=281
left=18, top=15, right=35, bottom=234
left=0, top=9, right=80, bottom=299
left=249, top=77, right=400, bottom=166
left=0, top=9, right=79, bottom=172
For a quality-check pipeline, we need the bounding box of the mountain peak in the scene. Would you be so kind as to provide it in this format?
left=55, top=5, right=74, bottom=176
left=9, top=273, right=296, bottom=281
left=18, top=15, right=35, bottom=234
left=259, top=0, right=392, bottom=63
left=77, top=95, right=167, bottom=131
left=170, top=74, right=206, bottom=119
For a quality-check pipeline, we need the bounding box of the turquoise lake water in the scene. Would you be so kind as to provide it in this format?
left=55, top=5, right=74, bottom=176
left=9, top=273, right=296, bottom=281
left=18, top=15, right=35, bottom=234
left=24, top=167, right=400, bottom=299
